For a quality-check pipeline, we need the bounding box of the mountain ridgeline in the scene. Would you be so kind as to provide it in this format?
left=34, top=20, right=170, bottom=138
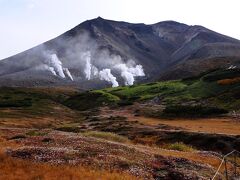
left=1, top=17, right=240, bottom=89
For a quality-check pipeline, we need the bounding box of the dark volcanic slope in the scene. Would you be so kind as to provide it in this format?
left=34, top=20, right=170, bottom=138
left=1, top=17, right=240, bottom=88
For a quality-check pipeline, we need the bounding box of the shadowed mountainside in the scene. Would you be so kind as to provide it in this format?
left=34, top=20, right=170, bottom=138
left=1, top=17, right=240, bottom=88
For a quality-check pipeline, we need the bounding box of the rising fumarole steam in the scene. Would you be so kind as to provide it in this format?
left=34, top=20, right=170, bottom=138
left=49, top=54, right=65, bottom=78
left=40, top=52, right=74, bottom=81
left=63, top=68, right=74, bottom=81
left=99, top=69, right=119, bottom=87
left=79, top=50, right=145, bottom=86
left=80, top=50, right=145, bottom=86
left=81, top=51, right=119, bottom=87
left=82, top=51, right=92, bottom=80
left=39, top=45, right=144, bottom=86
left=114, top=63, right=145, bottom=85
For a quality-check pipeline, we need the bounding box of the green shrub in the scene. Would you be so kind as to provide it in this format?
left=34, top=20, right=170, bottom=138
left=165, top=142, right=195, bottom=152
left=26, top=131, right=47, bottom=136
left=146, top=82, right=158, bottom=86
left=64, top=91, right=119, bottom=111
left=83, top=131, right=129, bottom=143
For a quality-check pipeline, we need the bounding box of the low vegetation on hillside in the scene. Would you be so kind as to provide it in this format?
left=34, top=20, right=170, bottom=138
left=64, top=90, right=120, bottom=111
left=0, top=69, right=239, bottom=120
left=63, top=68, right=240, bottom=117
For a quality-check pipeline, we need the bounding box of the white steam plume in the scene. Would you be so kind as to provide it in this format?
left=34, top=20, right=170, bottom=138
left=49, top=54, right=65, bottom=78
left=37, top=34, right=146, bottom=86
left=42, top=52, right=74, bottom=81
left=128, top=65, right=145, bottom=76
left=82, top=51, right=92, bottom=80
left=227, top=65, right=237, bottom=70
left=79, top=49, right=145, bottom=86
left=99, top=69, right=119, bottom=87
left=48, top=66, right=57, bottom=76
left=121, top=71, right=135, bottom=86
left=114, top=63, right=145, bottom=85
left=92, top=65, right=99, bottom=76
left=63, top=68, right=74, bottom=81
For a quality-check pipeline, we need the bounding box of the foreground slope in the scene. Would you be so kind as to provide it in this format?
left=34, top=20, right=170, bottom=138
left=0, top=68, right=240, bottom=179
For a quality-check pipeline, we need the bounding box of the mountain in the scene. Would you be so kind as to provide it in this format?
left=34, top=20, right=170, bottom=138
left=1, top=17, right=240, bottom=88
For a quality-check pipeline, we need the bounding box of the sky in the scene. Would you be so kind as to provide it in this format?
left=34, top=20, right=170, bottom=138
left=0, top=0, right=239, bottom=60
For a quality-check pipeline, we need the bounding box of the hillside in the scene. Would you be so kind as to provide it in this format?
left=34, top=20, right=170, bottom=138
left=0, top=68, right=240, bottom=179
left=0, top=17, right=240, bottom=88
left=66, top=68, right=240, bottom=114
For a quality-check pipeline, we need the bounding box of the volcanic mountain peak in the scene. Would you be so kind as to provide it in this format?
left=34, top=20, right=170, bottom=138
left=0, top=17, right=240, bottom=88
left=153, top=20, right=189, bottom=29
